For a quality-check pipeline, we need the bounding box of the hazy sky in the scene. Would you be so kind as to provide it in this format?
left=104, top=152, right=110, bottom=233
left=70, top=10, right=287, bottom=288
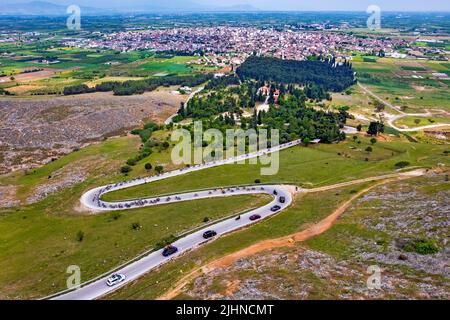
left=9, top=0, right=450, bottom=12
left=197, top=0, right=450, bottom=12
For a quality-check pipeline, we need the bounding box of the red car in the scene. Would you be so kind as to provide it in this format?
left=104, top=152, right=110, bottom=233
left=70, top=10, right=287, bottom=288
left=249, top=214, right=261, bottom=221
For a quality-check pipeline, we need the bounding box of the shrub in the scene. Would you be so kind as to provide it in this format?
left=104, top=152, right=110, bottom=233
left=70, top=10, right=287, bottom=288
left=365, top=146, right=373, bottom=152
left=394, top=161, right=410, bottom=169
left=110, top=212, right=122, bottom=221
left=162, top=141, right=170, bottom=149
left=126, top=158, right=137, bottom=166
left=155, top=234, right=178, bottom=250
left=131, top=222, right=142, bottom=230
left=76, top=230, right=85, bottom=242
left=404, top=239, right=439, bottom=255
left=145, top=163, right=152, bottom=170
left=155, top=165, right=164, bottom=174
left=254, top=179, right=261, bottom=184
left=120, top=165, right=131, bottom=174
left=203, top=217, right=210, bottom=223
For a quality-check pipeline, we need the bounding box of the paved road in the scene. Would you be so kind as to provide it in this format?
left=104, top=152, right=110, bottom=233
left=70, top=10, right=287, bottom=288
left=51, top=140, right=302, bottom=300
left=387, top=113, right=450, bottom=132
left=164, top=87, right=204, bottom=125
left=358, top=82, right=449, bottom=132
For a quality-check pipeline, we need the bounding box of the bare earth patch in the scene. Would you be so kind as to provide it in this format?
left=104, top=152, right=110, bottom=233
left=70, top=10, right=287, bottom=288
left=25, top=162, right=88, bottom=204
left=0, top=89, right=184, bottom=174
left=0, top=185, right=19, bottom=208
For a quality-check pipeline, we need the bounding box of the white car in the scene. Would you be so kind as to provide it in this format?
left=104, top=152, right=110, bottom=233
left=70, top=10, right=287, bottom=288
left=106, top=273, right=126, bottom=287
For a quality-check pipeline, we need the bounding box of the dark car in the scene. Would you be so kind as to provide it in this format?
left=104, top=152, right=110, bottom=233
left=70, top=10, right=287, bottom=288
left=249, top=214, right=261, bottom=221
left=202, top=230, right=217, bottom=239
left=279, top=196, right=286, bottom=203
left=271, top=205, right=281, bottom=212
left=162, top=245, right=178, bottom=257
left=273, top=190, right=278, bottom=196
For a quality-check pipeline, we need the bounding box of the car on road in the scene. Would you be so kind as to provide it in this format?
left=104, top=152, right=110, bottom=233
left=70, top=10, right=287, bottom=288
left=106, top=273, right=126, bottom=287
left=273, top=190, right=278, bottom=195
left=202, top=230, right=217, bottom=239
left=249, top=214, right=261, bottom=221
left=162, top=245, right=178, bottom=257
left=271, top=205, right=281, bottom=212
left=279, top=196, right=286, bottom=203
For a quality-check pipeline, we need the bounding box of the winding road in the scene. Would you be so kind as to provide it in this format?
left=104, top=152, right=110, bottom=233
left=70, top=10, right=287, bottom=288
left=48, top=135, right=426, bottom=300
left=48, top=82, right=443, bottom=300
left=50, top=140, right=302, bottom=300
left=164, top=86, right=204, bottom=125
left=357, top=82, right=450, bottom=132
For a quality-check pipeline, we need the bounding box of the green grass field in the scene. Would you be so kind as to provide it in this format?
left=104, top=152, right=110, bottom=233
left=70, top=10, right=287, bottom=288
left=0, top=135, right=271, bottom=299
left=103, top=136, right=449, bottom=202
left=1, top=46, right=203, bottom=95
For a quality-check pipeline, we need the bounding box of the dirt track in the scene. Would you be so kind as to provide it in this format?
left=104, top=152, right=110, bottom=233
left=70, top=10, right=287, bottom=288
left=157, top=171, right=425, bottom=300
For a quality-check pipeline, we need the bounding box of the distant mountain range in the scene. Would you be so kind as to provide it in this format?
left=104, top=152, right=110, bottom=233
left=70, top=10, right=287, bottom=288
left=0, top=1, right=260, bottom=16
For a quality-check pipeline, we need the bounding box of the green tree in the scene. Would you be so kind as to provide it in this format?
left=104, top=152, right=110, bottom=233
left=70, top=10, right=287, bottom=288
left=303, top=137, right=311, bottom=146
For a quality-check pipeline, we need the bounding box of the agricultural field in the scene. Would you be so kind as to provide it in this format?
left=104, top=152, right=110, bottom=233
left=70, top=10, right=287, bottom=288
left=352, top=57, right=450, bottom=112
left=0, top=43, right=209, bottom=96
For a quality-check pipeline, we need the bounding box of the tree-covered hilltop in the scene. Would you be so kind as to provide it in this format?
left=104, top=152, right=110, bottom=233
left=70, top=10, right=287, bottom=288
left=236, top=56, right=356, bottom=92
left=175, top=80, right=349, bottom=144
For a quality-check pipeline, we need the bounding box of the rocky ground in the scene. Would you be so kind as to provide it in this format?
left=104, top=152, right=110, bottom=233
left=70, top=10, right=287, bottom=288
left=183, top=174, right=449, bottom=300
left=0, top=185, right=19, bottom=208
left=25, top=161, right=89, bottom=204
left=355, top=176, right=449, bottom=278
left=0, top=90, right=183, bottom=174
left=186, top=247, right=448, bottom=300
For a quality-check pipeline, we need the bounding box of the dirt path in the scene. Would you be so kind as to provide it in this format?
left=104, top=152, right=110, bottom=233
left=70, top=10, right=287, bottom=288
left=157, top=171, right=424, bottom=300
left=358, top=82, right=450, bottom=132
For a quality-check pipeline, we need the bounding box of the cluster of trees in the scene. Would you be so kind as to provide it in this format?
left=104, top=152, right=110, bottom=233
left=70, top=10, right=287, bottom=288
left=178, top=87, right=242, bottom=120
left=256, top=90, right=348, bottom=144
left=63, top=74, right=213, bottom=96
left=236, top=56, right=356, bottom=92
left=0, top=87, right=11, bottom=95
left=178, top=80, right=348, bottom=144
left=304, top=83, right=331, bottom=101
left=63, top=84, right=95, bottom=95
left=178, top=80, right=279, bottom=121
left=205, top=75, right=240, bottom=90
left=367, top=121, right=385, bottom=136
left=123, top=122, right=168, bottom=173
